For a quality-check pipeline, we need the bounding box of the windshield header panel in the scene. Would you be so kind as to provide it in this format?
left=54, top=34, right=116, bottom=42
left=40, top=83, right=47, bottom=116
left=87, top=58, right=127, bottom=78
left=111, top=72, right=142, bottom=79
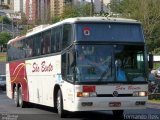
left=75, top=22, right=144, bottom=43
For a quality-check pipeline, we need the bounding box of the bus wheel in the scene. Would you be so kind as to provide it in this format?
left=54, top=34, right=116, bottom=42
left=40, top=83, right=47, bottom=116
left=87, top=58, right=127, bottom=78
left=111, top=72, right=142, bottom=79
left=18, top=87, right=26, bottom=108
left=56, top=89, right=66, bottom=118
left=14, top=87, right=19, bottom=107
left=112, top=110, right=124, bottom=119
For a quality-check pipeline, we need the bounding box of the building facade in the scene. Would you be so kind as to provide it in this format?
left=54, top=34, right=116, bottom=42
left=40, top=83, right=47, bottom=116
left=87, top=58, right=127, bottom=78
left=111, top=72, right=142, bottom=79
left=94, top=0, right=111, bottom=14
left=14, top=0, right=23, bottom=12
left=23, top=0, right=26, bottom=14
left=50, top=0, right=65, bottom=19
left=26, top=0, right=50, bottom=24
left=8, top=0, right=14, bottom=10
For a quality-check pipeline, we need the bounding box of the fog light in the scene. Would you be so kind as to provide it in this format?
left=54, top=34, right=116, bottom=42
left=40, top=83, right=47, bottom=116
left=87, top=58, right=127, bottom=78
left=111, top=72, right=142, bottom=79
left=135, top=101, right=146, bottom=105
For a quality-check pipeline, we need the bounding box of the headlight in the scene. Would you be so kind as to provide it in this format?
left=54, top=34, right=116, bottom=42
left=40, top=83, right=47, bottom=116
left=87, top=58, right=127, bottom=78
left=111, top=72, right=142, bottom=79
left=77, top=92, right=97, bottom=97
left=133, top=91, right=147, bottom=97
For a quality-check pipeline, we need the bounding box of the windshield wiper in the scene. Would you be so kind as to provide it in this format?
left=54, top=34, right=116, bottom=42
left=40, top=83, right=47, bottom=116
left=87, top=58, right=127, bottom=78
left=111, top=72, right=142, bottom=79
left=98, top=66, right=110, bottom=81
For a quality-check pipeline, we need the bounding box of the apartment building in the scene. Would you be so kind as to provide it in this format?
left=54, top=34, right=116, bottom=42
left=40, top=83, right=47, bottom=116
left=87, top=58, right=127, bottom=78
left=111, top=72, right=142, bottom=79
left=50, top=0, right=60, bottom=18
left=8, top=0, right=14, bottom=10
left=94, top=0, right=111, bottom=13
left=3, top=0, right=9, bottom=4
left=26, top=0, right=50, bottom=24
left=0, top=0, right=3, bottom=5
left=14, top=0, right=23, bottom=12
left=23, top=0, right=26, bottom=14
left=50, top=0, right=72, bottom=19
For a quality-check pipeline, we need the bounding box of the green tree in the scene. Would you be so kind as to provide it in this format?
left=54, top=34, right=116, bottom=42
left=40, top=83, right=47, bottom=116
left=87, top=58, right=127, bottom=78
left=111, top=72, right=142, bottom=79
left=0, top=32, right=12, bottom=45
left=78, top=3, right=92, bottom=17
left=0, top=32, right=12, bottom=52
left=110, top=0, right=160, bottom=53
left=58, top=3, right=92, bottom=21
left=18, top=12, right=28, bottom=25
left=61, top=5, right=79, bottom=19
left=0, top=16, right=11, bottom=24
left=52, top=16, right=61, bottom=24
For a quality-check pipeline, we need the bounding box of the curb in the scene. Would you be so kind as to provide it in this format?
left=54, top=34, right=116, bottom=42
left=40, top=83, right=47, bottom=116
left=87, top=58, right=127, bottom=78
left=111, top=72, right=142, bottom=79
left=147, top=102, right=160, bottom=109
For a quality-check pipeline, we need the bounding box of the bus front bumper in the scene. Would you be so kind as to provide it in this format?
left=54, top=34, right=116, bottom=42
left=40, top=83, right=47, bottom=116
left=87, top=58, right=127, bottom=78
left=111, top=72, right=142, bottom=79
left=64, top=97, right=148, bottom=112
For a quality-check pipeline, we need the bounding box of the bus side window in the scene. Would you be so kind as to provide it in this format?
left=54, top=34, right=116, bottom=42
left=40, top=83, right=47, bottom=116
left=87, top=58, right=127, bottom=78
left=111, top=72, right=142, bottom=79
left=33, top=34, right=41, bottom=56
left=7, top=43, right=12, bottom=61
left=67, top=50, right=75, bottom=82
left=56, top=26, right=62, bottom=52
left=24, top=38, right=33, bottom=57
left=8, top=43, right=16, bottom=60
left=51, top=26, right=62, bottom=53
left=62, top=53, right=67, bottom=80
left=18, top=40, right=25, bottom=59
left=62, top=51, right=75, bottom=82
left=41, top=30, right=51, bottom=55
left=51, top=28, right=56, bottom=53
left=62, top=24, right=72, bottom=49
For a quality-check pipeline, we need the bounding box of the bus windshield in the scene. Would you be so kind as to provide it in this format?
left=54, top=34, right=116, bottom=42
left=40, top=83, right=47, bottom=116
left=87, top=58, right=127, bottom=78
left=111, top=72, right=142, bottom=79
left=75, top=45, right=146, bottom=83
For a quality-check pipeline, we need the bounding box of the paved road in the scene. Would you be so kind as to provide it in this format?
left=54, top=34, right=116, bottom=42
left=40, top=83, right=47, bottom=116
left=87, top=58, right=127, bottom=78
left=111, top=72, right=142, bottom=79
left=0, top=91, right=160, bottom=120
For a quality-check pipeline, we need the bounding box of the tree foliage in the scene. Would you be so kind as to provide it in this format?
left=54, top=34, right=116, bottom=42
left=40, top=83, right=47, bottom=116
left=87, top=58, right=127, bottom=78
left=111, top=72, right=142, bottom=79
left=60, top=3, right=92, bottom=20
left=0, top=32, right=12, bottom=46
left=51, top=16, right=61, bottom=24
left=110, top=0, right=160, bottom=53
left=0, top=16, right=11, bottom=24
left=18, top=12, right=28, bottom=25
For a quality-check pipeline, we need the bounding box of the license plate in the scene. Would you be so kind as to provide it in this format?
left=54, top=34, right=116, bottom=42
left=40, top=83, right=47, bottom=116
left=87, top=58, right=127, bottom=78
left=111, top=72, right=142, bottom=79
left=109, top=102, right=121, bottom=107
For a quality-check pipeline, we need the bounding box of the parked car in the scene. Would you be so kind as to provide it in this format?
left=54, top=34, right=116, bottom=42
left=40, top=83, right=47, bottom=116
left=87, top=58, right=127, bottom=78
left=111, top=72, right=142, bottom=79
left=155, top=67, right=160, bottom=77
left=0, top=75, right=6, bottom=91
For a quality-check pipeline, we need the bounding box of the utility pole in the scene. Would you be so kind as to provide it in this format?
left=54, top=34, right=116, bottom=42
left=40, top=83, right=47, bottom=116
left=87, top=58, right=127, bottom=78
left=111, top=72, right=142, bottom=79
left=100, top=0, right=104, bottom=15
left=12, top=19, right=14, bottom=38
left=2, top=18, right=3, bottom=31
left=91, top=0, right=94, bottom=16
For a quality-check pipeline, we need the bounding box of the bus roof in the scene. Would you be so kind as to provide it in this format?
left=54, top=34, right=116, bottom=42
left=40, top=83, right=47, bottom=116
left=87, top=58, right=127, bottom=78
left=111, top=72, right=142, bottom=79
left=61, top=17, right=140, bottom=24
left=9, top=17, right=141, bottom=43
left=7, top=35, right=26, bottom=44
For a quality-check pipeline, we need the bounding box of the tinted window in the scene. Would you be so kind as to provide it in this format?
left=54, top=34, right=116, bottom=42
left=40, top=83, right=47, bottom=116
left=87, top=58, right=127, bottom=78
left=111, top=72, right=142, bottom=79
left=41, top=30, right=51, bottom=55
left=51, top=28, right=56, bottom=53
left=7, top=40, right=25, bottom=60
left=56, top=27, right=62, bottom=52
left=33, top=34, right=41, bottom=56
left=62, top=24, right=72, bottom=49
left=51, top=26, right=62, bottom=53
left=76, top=23, right=144, bottom=42
left=24, top=37, right=33, bottom=57
left=62, top=53, right=67, bottom=80
left=75, top=45, right=146, bottom=83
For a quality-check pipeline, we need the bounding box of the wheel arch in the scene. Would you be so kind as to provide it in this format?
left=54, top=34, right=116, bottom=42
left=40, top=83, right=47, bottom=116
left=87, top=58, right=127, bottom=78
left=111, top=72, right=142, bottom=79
left=53, top=84, right=61, bottom=108
left=12, top=83, right=22, bottom=98
left=12, top=83, right=17, bottom=99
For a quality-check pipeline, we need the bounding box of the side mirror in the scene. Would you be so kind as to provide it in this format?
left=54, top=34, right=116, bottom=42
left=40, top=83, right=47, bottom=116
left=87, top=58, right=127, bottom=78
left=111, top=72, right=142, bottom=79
left=149, top=54, right=153, bottom=69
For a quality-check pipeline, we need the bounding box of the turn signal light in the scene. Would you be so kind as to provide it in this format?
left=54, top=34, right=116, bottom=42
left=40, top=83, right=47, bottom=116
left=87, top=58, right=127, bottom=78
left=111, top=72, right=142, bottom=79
left=77, top=92, right=97, bottom=97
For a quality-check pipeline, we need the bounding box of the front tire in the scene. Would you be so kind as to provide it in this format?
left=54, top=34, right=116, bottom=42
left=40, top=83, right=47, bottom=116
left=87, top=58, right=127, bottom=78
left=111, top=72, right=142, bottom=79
left=14, top=87, right=19, bottom=107
left=56, top=89, right=66, bottom=118
left=18, top=87, right=28, bottom=108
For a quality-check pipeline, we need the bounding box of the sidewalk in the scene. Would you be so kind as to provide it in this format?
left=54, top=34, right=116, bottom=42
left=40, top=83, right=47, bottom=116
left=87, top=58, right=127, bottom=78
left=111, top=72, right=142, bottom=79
left=147, top=101, right=160, bottom=109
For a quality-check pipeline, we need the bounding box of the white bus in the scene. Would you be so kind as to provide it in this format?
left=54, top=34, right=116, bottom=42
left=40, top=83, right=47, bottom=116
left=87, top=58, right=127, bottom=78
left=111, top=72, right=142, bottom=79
left=6, top=17, right=151, bottom=118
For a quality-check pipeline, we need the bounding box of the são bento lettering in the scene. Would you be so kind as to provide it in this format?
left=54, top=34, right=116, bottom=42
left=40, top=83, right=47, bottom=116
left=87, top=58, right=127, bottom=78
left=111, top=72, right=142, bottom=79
left=32, top=61, right=53, bottom=72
